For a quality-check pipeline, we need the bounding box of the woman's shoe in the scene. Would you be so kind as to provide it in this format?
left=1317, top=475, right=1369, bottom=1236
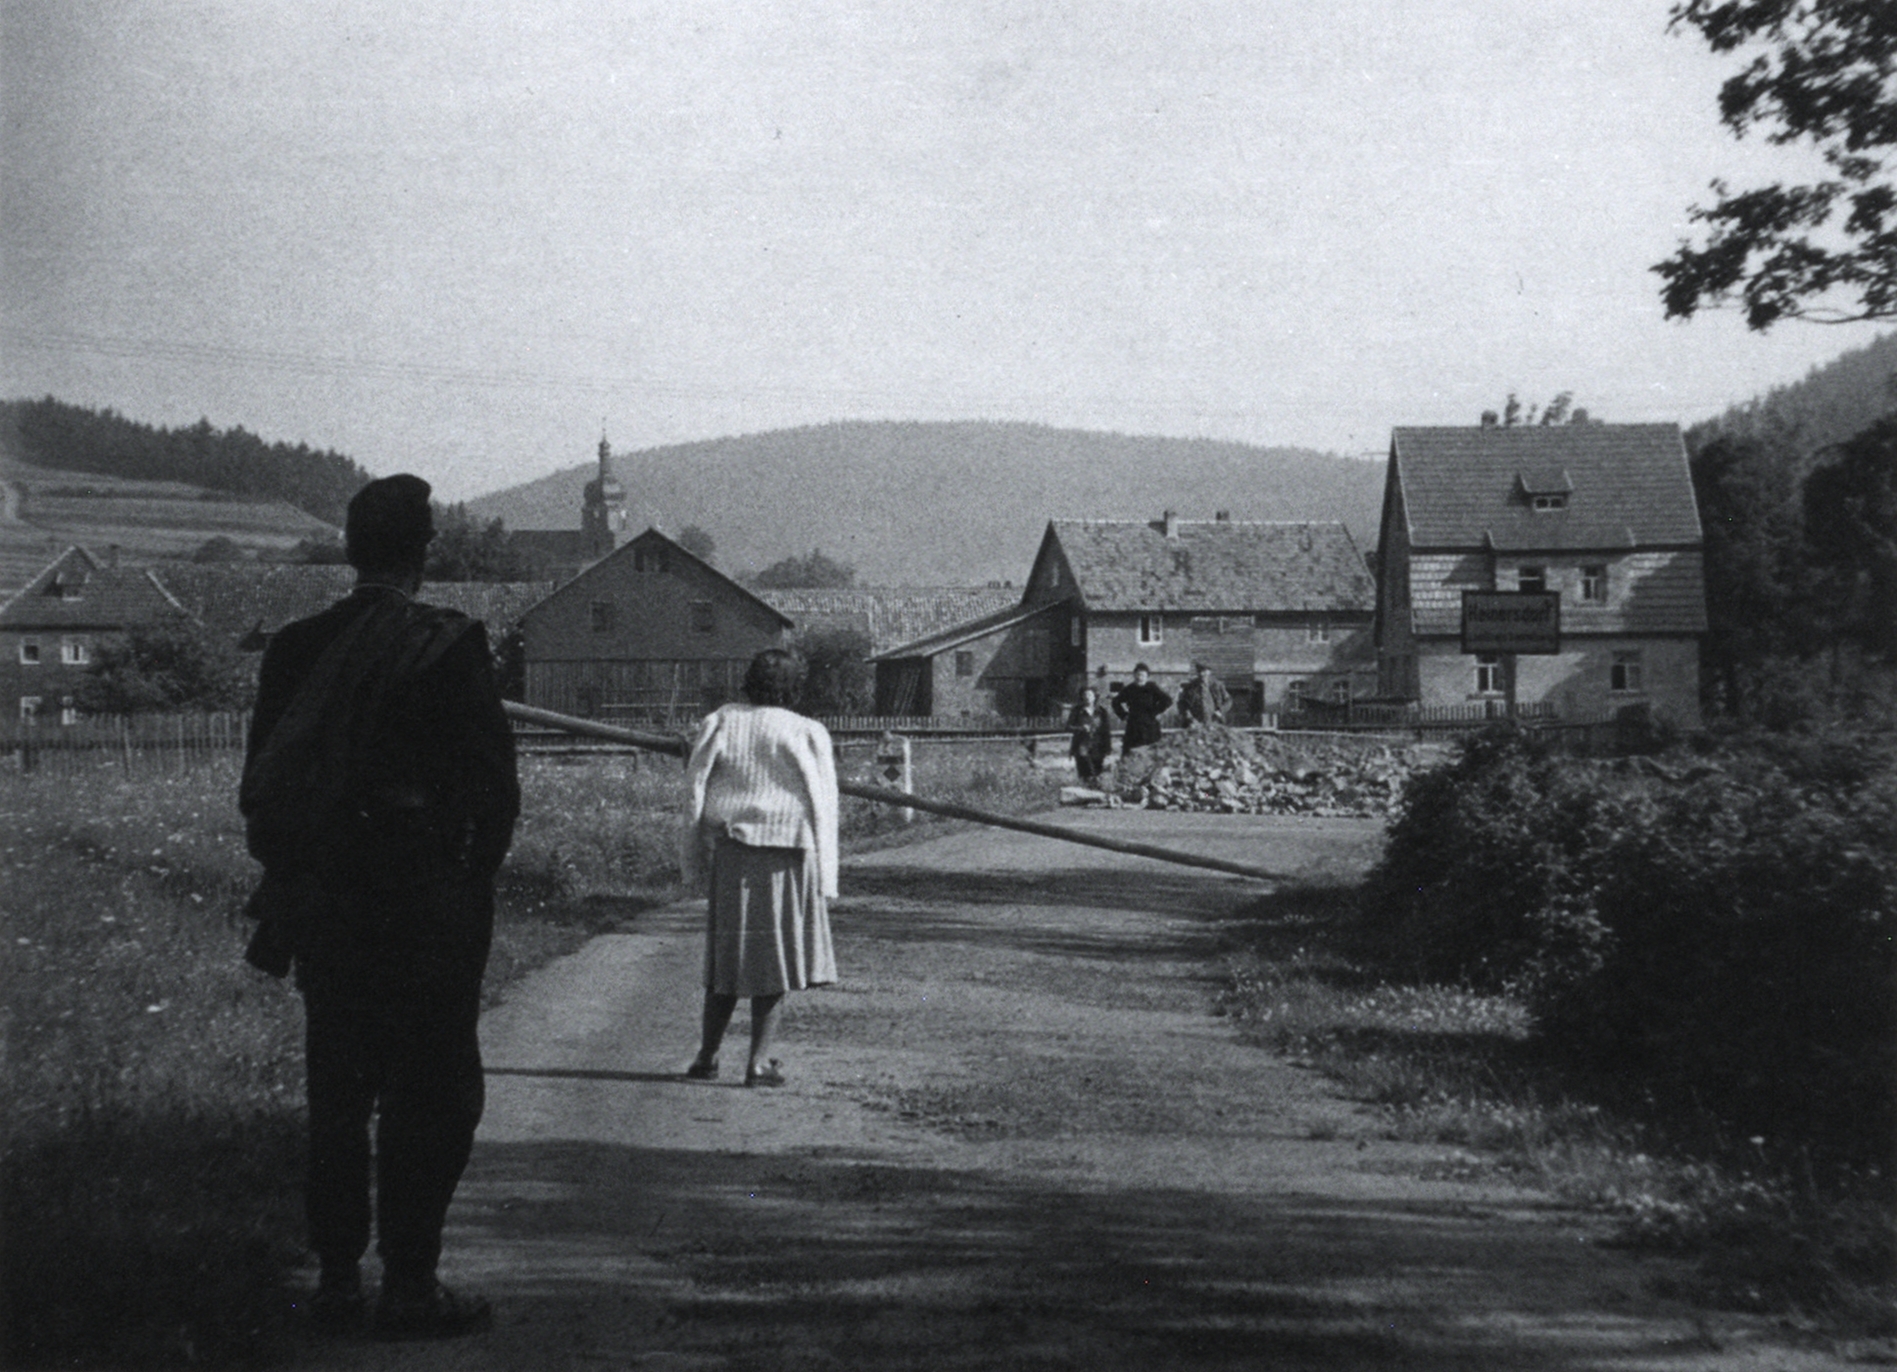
left=685, top=1056, right=719, bottom=1080
left=745, top=1059, right=786, bottom=1088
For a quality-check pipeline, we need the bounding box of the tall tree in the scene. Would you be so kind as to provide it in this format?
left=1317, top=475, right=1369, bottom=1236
left=1656, top=0, right=1897, bottom=328
left=424, top=504, right=529, bottom=582
left=75, top=621, right=253, bottom=714
left=1803, top=413, right=1897, bottom=658
left=675, top=525, right=717, bottom=563
left=1691, top=429, right=1822, bottom=713
left=750, top=548, right=856, bottom=589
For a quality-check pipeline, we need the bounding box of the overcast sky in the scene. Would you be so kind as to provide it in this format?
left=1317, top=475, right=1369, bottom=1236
left=2, top=1, right=1888, bottom=503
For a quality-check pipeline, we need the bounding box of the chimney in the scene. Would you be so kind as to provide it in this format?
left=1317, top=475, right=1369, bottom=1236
left=1213, top=510, right=1230, bottom=523
left=1162, top=509, right=1179, bottom=539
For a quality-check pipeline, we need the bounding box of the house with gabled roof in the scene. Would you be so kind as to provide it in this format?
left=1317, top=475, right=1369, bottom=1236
left=516, top=526, right=793, bottom=722
left=1374, top=423, right=1707, bottom=727
left=1030, top=512, right=1374, bottom=720
left=0, top=546, right=187, bottom=725
left=873, top=512, right=1377, bottom=722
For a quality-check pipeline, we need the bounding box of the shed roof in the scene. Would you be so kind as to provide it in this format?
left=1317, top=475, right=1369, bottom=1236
left=1389, top=424, right=1701, bottom=551
left=759, top=586, right=1020, bottom=654
left=1046, top=518, right=1373, bottom=613
left=872, top=600, right=1067, bottom=661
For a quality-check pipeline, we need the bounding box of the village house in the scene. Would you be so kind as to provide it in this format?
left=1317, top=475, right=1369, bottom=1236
left=0, top=546, right=187, bottom=725
left=1373, top=423, right=1707, bottom=727
left=516, top=526, right=792, bottom=721
left=874, top=513, right=1376, bottom=722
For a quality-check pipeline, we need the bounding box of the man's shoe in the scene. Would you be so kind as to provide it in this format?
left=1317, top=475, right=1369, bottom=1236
left=373, top=1281, right=492, bottom=1340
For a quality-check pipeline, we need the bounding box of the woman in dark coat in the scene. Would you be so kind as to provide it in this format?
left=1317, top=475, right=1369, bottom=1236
left=1066, top=686, right=1113, bottom=783
left=1111, top=663, right=1172, bottom=753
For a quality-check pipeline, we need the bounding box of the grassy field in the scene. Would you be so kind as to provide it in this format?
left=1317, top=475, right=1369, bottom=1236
left=1215, top=881, right=1896, bottom=1338
left=0, top=740, right=1066, bottom=1367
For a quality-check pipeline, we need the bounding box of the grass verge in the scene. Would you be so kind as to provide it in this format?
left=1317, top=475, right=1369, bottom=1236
left=1215, top=881, right=1896, bottom=1338
left=1, top=741, right=1065, bottom=1366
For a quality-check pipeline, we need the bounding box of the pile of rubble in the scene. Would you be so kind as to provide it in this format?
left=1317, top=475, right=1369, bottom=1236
left=1065, top=725, right=1443, bottom=818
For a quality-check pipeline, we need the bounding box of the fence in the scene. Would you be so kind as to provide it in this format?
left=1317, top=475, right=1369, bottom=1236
left=1, top=712, right=251, bottom=777
left=1275, top=699, right=1560, bottom=732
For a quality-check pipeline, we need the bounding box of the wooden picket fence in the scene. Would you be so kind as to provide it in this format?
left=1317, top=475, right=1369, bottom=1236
left=1, top=712, right=250, bottom=777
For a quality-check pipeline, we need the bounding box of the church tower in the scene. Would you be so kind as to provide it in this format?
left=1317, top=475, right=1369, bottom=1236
left=581, top=431, right=627, bottom=560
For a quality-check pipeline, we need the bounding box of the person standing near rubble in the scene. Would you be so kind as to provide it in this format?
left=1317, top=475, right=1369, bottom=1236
left=1066, top=685, right=1113, bottom=783
left=1111, top=663, right=1172, bottom=753
left=1177, top=662, right=1232, bottom=726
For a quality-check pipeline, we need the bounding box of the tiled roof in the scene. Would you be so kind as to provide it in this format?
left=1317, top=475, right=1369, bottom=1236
left=154, top=564, right=355, bottom=641
left=1390, top=425, right=1701, bottom=551
left=0, top=546, right=186, bottom=630
left=156, top=564, right=557, bottom=644
left=872, top=601, right=1065, bottom=661
left=759, top=586, right=1021, bottom=654
left=1049, top=519, right=1373, bottom=613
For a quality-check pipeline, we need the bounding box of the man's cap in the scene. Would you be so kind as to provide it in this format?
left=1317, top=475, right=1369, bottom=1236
left=345, top=474, right=434, bottom=569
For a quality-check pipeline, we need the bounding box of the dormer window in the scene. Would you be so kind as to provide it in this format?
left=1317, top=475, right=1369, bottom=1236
left=1531, top=493, right=1568, bottom=512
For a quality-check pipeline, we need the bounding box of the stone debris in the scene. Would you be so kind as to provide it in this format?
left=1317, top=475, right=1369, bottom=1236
left=1066, top=724, right=1442, bottom=818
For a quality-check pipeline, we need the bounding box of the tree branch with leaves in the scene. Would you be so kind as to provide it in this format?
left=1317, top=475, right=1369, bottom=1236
left=1656, top=0, right=1897, bottom=328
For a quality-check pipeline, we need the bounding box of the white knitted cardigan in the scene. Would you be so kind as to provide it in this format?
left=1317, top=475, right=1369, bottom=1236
left=681, top=703, right=839, bottom=898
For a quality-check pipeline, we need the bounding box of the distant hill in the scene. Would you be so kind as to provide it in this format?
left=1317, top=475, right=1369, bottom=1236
left=467, top=421, right=1388, bottom=587
left=1688, top=330, right=1897, bottom=457
left=0, top=457, right=336, bottom=594
left=0, top=397, right=370, bottom=524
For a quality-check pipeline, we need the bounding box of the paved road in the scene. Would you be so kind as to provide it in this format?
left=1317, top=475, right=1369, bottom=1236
left=305, top=813, right=1857, bottom=1370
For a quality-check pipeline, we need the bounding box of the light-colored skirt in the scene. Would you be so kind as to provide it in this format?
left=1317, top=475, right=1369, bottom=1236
left=705, top=837, right=835, bottom=996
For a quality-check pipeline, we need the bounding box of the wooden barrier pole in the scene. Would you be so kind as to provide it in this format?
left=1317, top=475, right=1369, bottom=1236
left=503, top=701, right=1286, bottom=883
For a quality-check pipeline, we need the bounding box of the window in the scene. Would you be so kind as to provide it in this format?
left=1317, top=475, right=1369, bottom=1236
left=589, top=599, right=615, bottom=633
left=59, top=636, right=89, bottom=666
left=633, top=546, right=667, bottom=574
left=1307, top=619, right=1330, bottom=643
left=1531, top=493, right=1568, bottom=512
left=1517, top=567, right=1547, bottom=594
left=19, top=640, right=39, bottom=666
left=1329, top=679, right=1351, bottom=705
left=1581, top=564, right=1607, bottom=604
left=1138, top=614, right=1162, bottom=645
left=1286, top=678, right=1307, bottom=702
left=954, top=651, right=975, bottom=678
left=1611, top=651, right=1643, bottom=693
left=1070, top=616, right=1082, bottom=647
left=59, top=695, right=78, bottom=727
left=1474, top=655, right=1503, bottom=694
left=19, top=696, right=40, bottom=722
left=689, top=601, right=715, bottom=635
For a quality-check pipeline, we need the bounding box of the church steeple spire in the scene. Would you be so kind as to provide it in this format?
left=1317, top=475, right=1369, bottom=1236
left=581, top=425, right=627, bottom=560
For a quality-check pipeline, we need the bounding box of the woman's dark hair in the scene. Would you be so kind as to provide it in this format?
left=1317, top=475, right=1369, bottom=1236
left=743, top=648, right=806, bottom=707
left=1133, top=661, right=1150, bottom=675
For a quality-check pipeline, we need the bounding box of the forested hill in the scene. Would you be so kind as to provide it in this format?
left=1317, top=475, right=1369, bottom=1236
left=1689, top=330, right=1897, bottom=457
left=0, top=397, right=371, bottom=525
left=469, top=420, right=1387, bottom=587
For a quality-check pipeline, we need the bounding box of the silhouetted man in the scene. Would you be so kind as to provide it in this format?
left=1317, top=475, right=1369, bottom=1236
left=242, top=474, right=518, bottom=1339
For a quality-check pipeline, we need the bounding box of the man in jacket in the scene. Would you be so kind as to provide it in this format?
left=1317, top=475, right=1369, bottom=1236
left=1177, top=662, right=1232, bottom=726
left=242, top=475, right=518, bottom=1339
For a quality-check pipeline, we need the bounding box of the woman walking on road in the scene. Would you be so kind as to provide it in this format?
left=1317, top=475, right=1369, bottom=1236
left=681, top=649, right=839, bottom=1088
left=1066, top=685, right=1113, bottom=784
